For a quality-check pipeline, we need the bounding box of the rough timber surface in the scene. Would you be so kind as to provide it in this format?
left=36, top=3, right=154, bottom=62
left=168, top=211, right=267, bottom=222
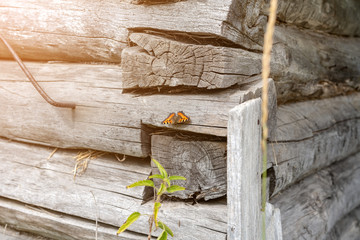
left=0, top=139, right=227, bottom=240
left=326, top=204, right=360, bottom=240
left=121, top=33, right=262, bottom=89
left=0, top=0, right=244, bottom=62
left=271, top=151, right=360, bottom=240
left=227, top=99, right=262, bottom=240
left=264, top=0, right=360, bottom=36
left=151, top=135, right=227, bottom=201
left=0, top=60, right=273, bottom=156
left=268, top=93, right=360, bottom=196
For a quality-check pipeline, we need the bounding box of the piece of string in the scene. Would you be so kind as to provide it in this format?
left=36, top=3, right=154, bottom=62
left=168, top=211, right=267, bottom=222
left=0, top=34, right=76, bottom=109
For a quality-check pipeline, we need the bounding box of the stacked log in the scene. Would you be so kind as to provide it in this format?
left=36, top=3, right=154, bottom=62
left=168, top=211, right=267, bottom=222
left=0, top=0, right=359, bottom=239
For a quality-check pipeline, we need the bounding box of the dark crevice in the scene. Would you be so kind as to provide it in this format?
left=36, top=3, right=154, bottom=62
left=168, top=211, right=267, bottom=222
left=128, top=28, right=247, bottom=49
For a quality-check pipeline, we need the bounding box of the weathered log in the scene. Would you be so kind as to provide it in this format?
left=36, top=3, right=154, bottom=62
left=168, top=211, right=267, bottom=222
left=266, top=0, right=360, bottom=36
left=151, top=135, right=227, bottom=201
left=0, top=197, right=141, bottom=240
left=121, top=33, right=262, bottom=89
left=227, top=98, right=262, bottom=240
left=0, top=0, right=246, bottom=62
left=0, top=60, right=272, bottom=156
left=326, top=204, right=360, bottom=240
left=0, top=138, right=228, bottom=239
left=272, top=26, right=360, bottom=104
left=268, top=93, right=360, bottom=197
left=270, top=151, right=360, bottom=240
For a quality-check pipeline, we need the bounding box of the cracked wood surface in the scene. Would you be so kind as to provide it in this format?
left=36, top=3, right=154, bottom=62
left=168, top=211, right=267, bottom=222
left=268, top=93, right=360, bottom=197
left=0, top=139, right=227, bottom=240
left=0, top=60, right=272, bottom=157
left=121, top=33, right=262, bottom=89
left=151, top=135, right=227, bottom=201
left=270, top=151, right=360, bottom=240
left=0, top=0, right=242, bottom=62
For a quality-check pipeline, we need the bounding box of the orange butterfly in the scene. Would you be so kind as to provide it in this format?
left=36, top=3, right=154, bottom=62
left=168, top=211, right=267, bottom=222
left=176, top=111, right=190, bottom=124
left=162, top=111, right=190, bottom=125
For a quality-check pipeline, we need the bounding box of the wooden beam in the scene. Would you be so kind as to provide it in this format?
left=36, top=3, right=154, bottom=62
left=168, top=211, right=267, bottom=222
left=0, top=197, right=144, bottom=240
left=326, top=205, right=360, bottom=240
left=272, top=26, right=360, bottom=104
left=0, top=0, right=243, bottom=62
left=151, top=135, right=227, bottom=201
left=267, top=0, right=360, bottom=36
left=0, top=60, right=273, bottom=156
left=121, top=33, right=262, bottom=89
left=0, top=139, right=227, bottom=239
left=271, top=151, right=360, bottom=240
left=227, top=98, right=262, bottom=240
left=268, top=93, right=360, bottom=197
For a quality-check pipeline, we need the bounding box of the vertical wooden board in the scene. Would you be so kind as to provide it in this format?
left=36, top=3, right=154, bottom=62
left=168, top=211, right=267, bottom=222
left=265, top=202, right=283, bottom=240
left=151, top=135, right=227, bottom=200
left=227, top=98, right=262, bottom=240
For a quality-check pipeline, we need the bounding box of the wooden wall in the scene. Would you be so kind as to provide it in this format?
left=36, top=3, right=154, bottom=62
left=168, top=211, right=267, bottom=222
left=0, top=0, right=359, bottom=239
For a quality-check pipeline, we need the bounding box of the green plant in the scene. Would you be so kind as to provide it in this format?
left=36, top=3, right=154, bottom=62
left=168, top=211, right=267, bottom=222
left=117, top=159, right=186, bottom=240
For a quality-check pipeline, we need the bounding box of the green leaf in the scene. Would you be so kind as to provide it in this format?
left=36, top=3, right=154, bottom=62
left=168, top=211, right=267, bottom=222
left=149, top=174, right=164, bottom=179
left=168, top=176, right=186, bottom=181
left=157, top=183, right=166, bottom=195
left=127, top=180, right=154, bottom=189
left=154, top=202, right=161, bottom=227
left=116, top=212, right=141, bottom=235
left=166, top=185, right=185, bottom=193
left=157, top=230, right=168, bottom=240
left=152, top=159, right=168, bottom=179
left=158, top=221, right=174, bottom=237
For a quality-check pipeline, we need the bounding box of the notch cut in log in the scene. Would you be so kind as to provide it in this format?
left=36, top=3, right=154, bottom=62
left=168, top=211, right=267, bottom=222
left=151, top=134, right=227, bottom=201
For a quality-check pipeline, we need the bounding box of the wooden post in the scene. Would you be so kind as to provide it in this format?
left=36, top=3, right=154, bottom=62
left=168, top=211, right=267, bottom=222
left=227, top=98, right=262, bottom=239
left=227, top=97, right=282, bottom=240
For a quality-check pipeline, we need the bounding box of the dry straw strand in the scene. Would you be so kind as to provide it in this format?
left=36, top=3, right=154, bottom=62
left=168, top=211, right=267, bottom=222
left=261, top=0, right=278, bottom=239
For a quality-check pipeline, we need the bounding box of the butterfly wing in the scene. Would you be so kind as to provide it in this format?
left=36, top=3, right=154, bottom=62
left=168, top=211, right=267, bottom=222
left=162, top=112, right=176, bottom=124
left=176, top=111, right=190, bottom=124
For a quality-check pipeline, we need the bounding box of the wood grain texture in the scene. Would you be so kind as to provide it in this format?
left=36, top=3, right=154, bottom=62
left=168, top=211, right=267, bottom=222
left=0, top=0, right=241, bottom=62
left=0, top=60, right=273, bottom=156
left=265, top=202, right=283, bottom=240
left=268, top=93, right=360, bottom=196
left=227, top=98, right=262, bottom=240
left=326, top=204, right=360, bottom=240
left=271, top=151, right=360, bottom=240
left=271, top=26, right=360, bottom=104
left=270, top=0, right=360, bottom=36
left=121, top=33, right=262, bottom=89
left=151, top=135, right=227, bottom=201
left=0, top=197, right=143, bottom=240
left=0, top=139, right=227, bottom=239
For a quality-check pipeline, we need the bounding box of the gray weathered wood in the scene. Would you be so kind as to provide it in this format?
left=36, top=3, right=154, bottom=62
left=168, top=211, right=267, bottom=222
left=265, top=202, right=283, bottom=240
left=0, top=138, right=227, bottom=239
left=227, top=98, right=262, bottom=240
left=0, top=60, right=273, bottom=157
left=268, top=0, right=360, bottom=36
left=268, top=93, right=360, bottom=196
left=326, top=204, right=360, bottom=240
left=272, top=26, right=360, bottom=104
left=151, top=135, right=227, bottom=201
left=0, top=0, right=244, bottom=62
left=121, top=33, right=262, bottom=89
left=0, top=197, right=142, bottom=240
left=271, top=151, right=360, bottom=240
